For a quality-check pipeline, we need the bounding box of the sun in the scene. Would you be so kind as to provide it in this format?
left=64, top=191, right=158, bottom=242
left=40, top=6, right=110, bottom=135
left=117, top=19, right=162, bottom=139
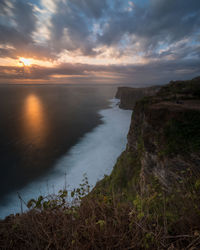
left=19, top=57, right=31, bottom=66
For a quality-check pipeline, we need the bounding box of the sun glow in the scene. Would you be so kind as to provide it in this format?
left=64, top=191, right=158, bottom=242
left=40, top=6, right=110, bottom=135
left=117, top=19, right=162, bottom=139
left=19, top=57, right=31, bottom=66
left=16, top=57, right=55, bottom=68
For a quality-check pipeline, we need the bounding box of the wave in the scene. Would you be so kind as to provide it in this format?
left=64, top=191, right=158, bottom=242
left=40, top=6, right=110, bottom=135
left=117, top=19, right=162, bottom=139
left=0, top=99, right=132, bottom=218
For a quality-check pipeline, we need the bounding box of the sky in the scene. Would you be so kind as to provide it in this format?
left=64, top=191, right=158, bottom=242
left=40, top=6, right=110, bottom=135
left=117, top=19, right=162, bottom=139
left=0, top=0, right=200, bottom=85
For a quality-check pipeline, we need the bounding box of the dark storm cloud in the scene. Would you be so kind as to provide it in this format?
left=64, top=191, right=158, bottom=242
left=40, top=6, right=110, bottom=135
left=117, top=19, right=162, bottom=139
left=0, top=0, right=52, bottom=59
left=13, top=0, right=37, bottom=35
left=68, top=0, right=108, bottom=19
left=50, top=0, right=91, bottom=54
left=0, top=0, right=36, bottom=44
left=45, top=0, right=200, bottom=62
left=98, top=0, right=200, bottom=51
left=49, top=0, right=110, bottom=55
left=0, top=24, right=32, bottom=47
left=0, top=0, right=8, bottom=15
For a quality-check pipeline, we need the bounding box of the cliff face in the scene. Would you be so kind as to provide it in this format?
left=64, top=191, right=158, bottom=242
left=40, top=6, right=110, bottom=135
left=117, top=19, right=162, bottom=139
left=96, top=77, right=200, bottom=224
left=109, top=77, right=200, bottom=191
left=127, top=77, right=200, bottom=189
left=115, top=86, right=160, bottom=109
left=128, top=99, right=200, bottom=191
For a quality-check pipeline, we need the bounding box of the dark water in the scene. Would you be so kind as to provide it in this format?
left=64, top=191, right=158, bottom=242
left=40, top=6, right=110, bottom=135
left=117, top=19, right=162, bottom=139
left=0, top=84, right=116, bottom=203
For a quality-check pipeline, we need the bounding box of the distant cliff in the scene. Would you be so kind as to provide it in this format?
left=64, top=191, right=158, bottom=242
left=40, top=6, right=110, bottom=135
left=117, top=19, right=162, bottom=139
left=115, top=86, right=161, bottom=109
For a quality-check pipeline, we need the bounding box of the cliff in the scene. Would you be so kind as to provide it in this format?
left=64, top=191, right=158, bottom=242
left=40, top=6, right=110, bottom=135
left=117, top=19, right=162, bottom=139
left=115, top=85, right=161, bottom=109
left=94, top=76, right=200, bottom=246
left=99, top=76, right=200, bottom=192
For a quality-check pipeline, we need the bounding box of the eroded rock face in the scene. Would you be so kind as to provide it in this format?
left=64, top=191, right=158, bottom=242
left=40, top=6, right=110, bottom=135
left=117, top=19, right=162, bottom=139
left=126, top=76, right=200, bottom=191
left=92, top=77, right=200, bottom=242
left=97, top=76, right=200, bottom=196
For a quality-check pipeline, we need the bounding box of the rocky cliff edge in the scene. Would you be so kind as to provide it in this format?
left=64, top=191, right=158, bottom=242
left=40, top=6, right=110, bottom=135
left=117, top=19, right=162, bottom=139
left=95, top=77, right=200, bottom=238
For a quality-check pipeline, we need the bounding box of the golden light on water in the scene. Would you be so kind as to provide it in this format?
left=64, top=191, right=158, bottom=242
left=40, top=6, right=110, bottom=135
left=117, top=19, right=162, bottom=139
left=23, top=94, right=46, bottom=147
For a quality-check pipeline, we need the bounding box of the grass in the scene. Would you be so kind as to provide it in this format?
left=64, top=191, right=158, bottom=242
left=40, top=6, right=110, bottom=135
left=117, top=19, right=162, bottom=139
left=1, top=170, right=200, bottom=249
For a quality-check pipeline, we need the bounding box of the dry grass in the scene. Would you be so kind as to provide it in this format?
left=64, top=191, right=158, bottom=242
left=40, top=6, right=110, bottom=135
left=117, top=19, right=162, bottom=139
left=0, top=188, right=200, bottom=250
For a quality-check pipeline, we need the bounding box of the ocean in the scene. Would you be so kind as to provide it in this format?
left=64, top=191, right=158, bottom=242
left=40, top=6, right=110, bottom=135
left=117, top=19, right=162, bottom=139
left=0, top=84, right=132, bottom=218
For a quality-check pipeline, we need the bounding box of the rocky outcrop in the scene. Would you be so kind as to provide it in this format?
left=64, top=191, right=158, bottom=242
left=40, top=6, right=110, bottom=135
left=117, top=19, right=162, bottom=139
left=97, top=76, right=200, bottom=196
left=115, top=86, right=160, bottom=109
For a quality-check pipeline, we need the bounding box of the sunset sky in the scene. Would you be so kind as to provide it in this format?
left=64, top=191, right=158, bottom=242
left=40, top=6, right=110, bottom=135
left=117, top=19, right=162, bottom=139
left=0, top=0, right=200, bottom=84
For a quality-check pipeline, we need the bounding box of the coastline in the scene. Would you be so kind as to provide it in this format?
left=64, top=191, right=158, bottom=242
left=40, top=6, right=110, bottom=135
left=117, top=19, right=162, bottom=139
left=0, top=98, right=132, bottom=219
left=1, top=78, right=200, bottom=249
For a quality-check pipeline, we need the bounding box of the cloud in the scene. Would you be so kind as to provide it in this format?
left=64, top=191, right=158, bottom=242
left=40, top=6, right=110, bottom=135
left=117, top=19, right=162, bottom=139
left=0, top=0, right=53, bottom=60
left=1, top=0, right=200, bottom=59
left=0, top=0, right=35, bottom=44
left=0, top=57, right=199, bottom=85
left=49, top=0, right=110, bottom=55
left=47, top=0, right=200, bottom=61
left=0, top=0, right=200, bottom=84
left=13, top=0, right=37, bottom=35
left=98, top=0, right=200, bottom=50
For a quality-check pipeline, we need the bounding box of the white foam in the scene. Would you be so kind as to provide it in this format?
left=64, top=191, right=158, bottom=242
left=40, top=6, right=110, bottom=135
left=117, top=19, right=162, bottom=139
left=0, top=99, right=132, bottom=218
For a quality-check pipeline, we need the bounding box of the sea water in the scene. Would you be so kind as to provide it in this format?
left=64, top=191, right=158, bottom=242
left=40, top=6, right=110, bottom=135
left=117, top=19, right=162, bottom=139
left=0, top=84, right=132, bottom=218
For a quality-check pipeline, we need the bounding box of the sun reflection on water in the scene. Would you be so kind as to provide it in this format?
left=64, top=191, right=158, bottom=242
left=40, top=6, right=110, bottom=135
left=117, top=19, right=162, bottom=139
left=24, top=94, right=46, bottom=147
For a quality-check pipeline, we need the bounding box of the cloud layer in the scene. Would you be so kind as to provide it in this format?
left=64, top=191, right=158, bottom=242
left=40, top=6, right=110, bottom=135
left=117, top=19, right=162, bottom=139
left=0, top=0, right=200, bottom=84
